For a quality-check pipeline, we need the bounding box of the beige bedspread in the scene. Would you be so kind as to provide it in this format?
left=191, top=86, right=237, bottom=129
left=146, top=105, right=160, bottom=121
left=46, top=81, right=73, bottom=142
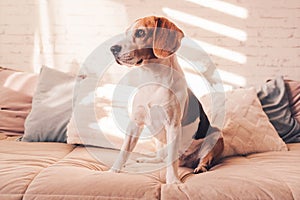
left=1, top=139, right=300, bottom=200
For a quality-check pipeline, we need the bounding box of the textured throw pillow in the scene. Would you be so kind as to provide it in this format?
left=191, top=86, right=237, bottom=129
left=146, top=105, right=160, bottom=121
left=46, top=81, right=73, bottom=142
left=285, top=80, right=300, bottom=125
left=0, top=67, right=38, bottom=136
left=257, top=76, right=300, bottom=143
left=67, top=81, right=157, bottom=153
left=22, top=66, right=76, bottom=142
left=200, top=88, right=287, bottom=158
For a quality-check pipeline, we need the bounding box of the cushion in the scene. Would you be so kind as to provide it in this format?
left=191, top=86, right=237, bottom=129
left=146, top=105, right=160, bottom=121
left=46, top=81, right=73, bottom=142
left=200, top=88, right=287, bottom=158
left=285, top=80, right=300, bottom=124
left=257, top=76, right=300, bottom=143
left=67, top=80, right=157, bottom=154
left=22, top=66, right=76, bottom=142
left=0, top=67, right=38, bottom=136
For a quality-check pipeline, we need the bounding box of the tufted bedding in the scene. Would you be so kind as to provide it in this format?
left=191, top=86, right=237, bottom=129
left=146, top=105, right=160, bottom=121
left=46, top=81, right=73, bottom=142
left=1, top=67, right=300, bottom=199
left=1, top=137, right=300, bottom=200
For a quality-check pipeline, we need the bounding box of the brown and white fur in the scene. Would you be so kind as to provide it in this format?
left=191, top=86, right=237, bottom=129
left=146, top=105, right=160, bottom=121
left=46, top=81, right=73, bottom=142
left=109, top=16, right=224, bottom=184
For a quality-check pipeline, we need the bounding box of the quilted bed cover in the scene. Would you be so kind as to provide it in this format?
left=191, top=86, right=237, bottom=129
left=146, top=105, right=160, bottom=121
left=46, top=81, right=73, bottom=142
left=1, top=138, right=300, bottom=200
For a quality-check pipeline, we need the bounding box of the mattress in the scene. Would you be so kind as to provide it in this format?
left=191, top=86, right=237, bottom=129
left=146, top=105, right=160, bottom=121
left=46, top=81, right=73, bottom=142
left=1, top=138, right=300, bottom=200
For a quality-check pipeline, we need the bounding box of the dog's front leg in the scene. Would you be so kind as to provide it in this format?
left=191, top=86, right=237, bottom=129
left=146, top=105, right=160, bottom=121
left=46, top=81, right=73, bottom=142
left=166, top=124, right=181, bottom=184
left=110, top=121, right=143, bottom=172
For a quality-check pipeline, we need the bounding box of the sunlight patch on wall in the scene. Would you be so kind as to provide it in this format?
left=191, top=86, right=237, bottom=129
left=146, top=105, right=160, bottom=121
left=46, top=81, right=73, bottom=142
left=178, top=57, right=246, bottom=93
left=162, top=7, right=247, bottom=41
left=216, top=69, right=246, bottom=87
left=32, top=30, right=41, bottom=73
left=38, top=0, right=54, bottom=68
left=58, top=0, right=128, bottom=73
left=193, top=39, right=247, bottom=64
left=186, top=0, right=248, bottom=19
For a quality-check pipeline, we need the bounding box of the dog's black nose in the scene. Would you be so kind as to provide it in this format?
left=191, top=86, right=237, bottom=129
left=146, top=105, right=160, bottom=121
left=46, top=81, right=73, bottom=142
left=110, top=45, right=122, bottom=56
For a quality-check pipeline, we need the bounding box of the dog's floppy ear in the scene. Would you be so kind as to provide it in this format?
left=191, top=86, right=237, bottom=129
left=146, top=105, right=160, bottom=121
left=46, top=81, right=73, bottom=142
left=153, top=17, right=184, bottom=58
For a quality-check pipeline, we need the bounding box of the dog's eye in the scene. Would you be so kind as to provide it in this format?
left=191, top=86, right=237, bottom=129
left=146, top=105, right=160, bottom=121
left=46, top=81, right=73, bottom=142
left=135, top=29, right=146, bottom=38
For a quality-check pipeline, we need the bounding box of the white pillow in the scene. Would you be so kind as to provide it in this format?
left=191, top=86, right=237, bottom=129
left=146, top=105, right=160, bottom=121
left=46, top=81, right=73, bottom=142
left=67, top=78, right=156, bottom=154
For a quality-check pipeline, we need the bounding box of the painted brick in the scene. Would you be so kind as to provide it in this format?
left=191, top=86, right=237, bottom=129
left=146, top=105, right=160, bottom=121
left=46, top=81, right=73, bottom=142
left=0, top=0, right=299, bottom=86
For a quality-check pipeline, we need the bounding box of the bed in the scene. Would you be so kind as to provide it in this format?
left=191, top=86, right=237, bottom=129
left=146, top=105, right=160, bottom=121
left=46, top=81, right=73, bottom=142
left=1, top=66, right=300, bottom=199
left=1, top=137, right=300, bottom=199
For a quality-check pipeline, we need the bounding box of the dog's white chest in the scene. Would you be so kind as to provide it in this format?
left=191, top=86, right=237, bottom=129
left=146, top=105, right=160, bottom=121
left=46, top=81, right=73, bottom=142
left=131, top=68, right=188, bottom=128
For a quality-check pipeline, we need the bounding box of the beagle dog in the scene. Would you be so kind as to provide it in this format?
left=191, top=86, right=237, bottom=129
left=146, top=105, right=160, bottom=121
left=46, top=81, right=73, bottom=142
left=110, top=16, right=224, bottom=184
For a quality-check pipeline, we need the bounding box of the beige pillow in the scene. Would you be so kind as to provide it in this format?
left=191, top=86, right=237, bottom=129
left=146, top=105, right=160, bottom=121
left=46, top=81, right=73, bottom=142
left=66, top=79, right=156, bottom=154
left=0, top=67, right=38, bottom=136
left=200, top=88, right=287, bottom=158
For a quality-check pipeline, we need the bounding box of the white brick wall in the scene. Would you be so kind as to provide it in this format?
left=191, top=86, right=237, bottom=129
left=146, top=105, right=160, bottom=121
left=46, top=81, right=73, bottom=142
left=0, top=0, right=299, bottom=87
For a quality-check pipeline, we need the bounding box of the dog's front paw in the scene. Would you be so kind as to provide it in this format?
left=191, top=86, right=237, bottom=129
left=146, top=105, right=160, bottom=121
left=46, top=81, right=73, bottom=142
left=136, top=157, right=163, bottom=163
left=193, top=164, right=208, bottom=174
left=108, top=168, right=121, bottom=173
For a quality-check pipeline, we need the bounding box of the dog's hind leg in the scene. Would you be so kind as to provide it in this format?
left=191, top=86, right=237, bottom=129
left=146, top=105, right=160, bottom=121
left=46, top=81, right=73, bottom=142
left=194, top=128, right=224, bottom=174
